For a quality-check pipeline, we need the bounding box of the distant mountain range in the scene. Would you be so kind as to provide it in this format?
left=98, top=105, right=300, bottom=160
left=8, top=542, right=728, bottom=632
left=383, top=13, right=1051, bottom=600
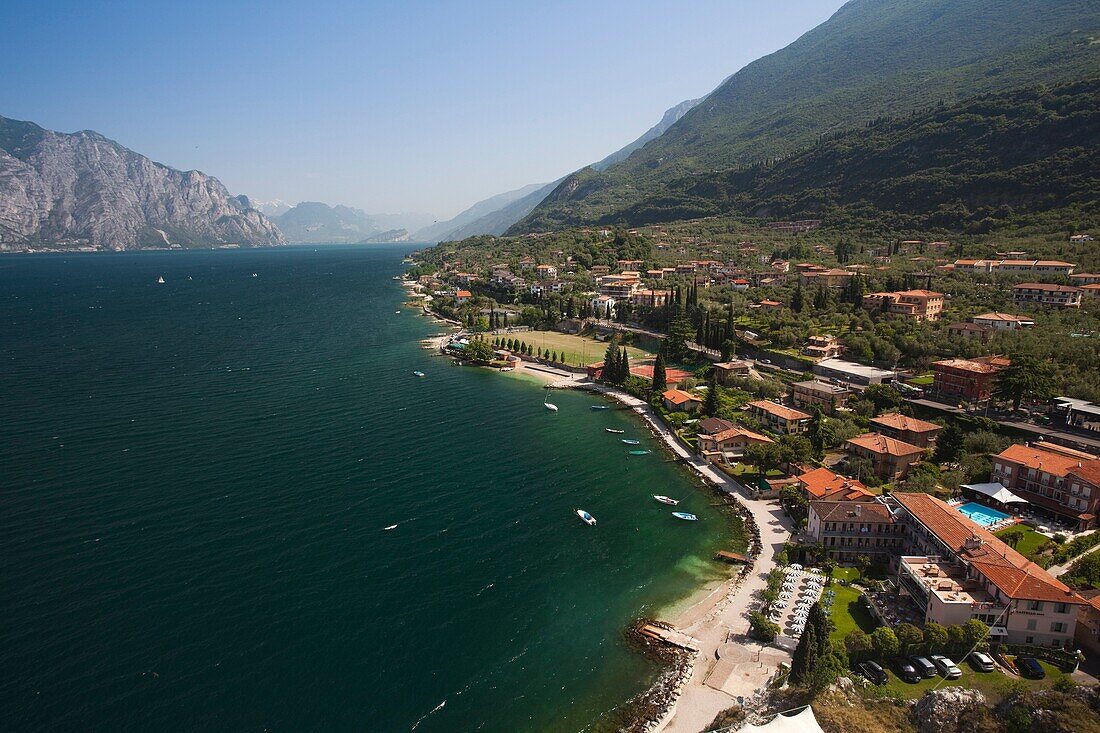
left=511, top=0, right=1100, bottom=233
left=270, top=202, right=401, bottom=243
left=411, top=97, right=701, bottom=242
left=0, top=116, right=283, bottom=251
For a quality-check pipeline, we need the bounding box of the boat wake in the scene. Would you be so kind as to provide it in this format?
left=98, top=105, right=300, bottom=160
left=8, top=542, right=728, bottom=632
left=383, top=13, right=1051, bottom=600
left=410, top=700, right=446, bottom=731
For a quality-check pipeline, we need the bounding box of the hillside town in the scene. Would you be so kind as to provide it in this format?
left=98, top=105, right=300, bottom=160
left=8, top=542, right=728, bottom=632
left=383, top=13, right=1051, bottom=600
left=407, top=218, right=1100, bottom=728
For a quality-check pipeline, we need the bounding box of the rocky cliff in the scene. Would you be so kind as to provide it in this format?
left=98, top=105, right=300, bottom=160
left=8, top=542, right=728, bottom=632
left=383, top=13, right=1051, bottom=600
left=0, top=116, right=284, bottom=251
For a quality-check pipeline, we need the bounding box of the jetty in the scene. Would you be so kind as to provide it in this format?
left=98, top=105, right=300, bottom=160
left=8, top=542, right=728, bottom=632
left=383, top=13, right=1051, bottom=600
left=640, top=625, right=702, bottom=653
left=714, top=551, right=751, bottom=564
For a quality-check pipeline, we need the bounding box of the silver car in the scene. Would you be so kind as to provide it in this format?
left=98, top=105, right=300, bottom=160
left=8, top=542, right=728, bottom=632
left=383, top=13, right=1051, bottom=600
left=968, top=651, right=995, bottom=672
left=930, top=654, right=962, bottom=679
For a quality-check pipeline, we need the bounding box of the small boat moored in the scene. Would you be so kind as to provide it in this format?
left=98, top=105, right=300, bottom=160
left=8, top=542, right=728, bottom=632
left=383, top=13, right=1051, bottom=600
left=621, top=439, right=640, bottom=445
left=654, top=495, right=679, bottom=505
left=628, top=449, right=652, bottom=456
left=412, top=370, right=426, bottom=377
left=576, top=509, right=596, bottom=526
left=544, top=401, right=559, bottom=412
left=590, top=405, right=609, bottom=410
left=672, top=512, right=698, bottom=521
left=605, top=428, right=625, bottom=434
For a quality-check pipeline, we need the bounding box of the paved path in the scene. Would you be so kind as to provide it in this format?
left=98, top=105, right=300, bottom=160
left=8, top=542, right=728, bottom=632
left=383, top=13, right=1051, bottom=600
left=571, top=380, right=796, bottom=732
left=1047, top=532, right=1100, bottom=577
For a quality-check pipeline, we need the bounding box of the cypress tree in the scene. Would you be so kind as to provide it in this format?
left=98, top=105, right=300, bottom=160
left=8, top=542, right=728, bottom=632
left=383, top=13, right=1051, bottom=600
left=790, top=622, right=818, bottom=686
left=651, top=351, right=667, bottom=394
left=703, top=375, right=720, bottom=417
left=620, top=348, right=630, bottom=382
left=604, top=342, right=619, bottom=381
left=791, top=285, right=804, bottom=313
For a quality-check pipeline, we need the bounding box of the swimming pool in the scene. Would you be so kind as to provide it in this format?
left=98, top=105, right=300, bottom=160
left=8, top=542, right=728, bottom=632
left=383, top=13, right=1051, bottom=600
left=957, top=501, right=1012, bottom=527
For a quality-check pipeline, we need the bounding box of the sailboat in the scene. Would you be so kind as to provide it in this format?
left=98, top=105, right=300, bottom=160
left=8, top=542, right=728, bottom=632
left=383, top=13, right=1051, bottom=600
left=575, top=509, right=596, bottom=526
left=543, top=390, right=558, bottom=411
left=156, top=276, right=165, bottom=284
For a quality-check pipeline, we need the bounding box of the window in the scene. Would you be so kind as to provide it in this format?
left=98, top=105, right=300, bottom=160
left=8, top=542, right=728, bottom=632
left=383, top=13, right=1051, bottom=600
left=1026, top=619, right=1037, bottom=631
left=1051, top=622, right=1066, bottom=634
left=1055, top=603, right=1069, bottom=615
left=1027, top=600, right=1043, bottom=612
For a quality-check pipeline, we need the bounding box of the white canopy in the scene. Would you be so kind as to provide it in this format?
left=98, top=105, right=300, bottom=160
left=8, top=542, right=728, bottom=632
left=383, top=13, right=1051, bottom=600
left=741, top=706, right=825, bottom=733
left=962, top=482, right=1028, bottom=505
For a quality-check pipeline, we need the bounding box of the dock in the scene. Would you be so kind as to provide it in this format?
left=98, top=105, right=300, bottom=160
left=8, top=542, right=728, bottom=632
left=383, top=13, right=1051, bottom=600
left=715, top=551, right=751, bottom=564
left=640, top=624, right=702, bottom=652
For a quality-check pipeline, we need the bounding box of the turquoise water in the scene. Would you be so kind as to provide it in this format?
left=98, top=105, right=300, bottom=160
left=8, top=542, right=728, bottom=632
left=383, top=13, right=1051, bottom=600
left=957, top=501, right=1012, bottom=527
left=0, top=245, right=740, bottom=731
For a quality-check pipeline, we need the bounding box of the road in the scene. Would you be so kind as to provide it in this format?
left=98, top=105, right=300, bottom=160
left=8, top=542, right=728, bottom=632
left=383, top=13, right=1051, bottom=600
left=907, top=398, right=1100, bottom=452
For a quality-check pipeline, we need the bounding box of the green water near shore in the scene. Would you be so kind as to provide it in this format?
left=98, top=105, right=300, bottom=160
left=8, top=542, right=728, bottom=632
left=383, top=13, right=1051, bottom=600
left=0, top=244, right=743, bottom=731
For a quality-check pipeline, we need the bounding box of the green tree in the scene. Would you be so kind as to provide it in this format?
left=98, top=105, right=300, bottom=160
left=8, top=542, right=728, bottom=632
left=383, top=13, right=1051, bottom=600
left=821, top=558, right=837, bottom=585
left=619, top=347, right=630, bottom=382
left=960, top=619, right=990, bottom=651
left=744, top=442, right=782, bottom=474
left=855, top=554, right=872, bottom=581
left=651, top=350, right=668, bottom=394
left=791, top=285, right=804, bottom=313
left=896, top=623, right=924, bottom=654
left=934, top=423, right=966, bottom=464
left=464, top=339, right=496, bottom=362
left=790, top=622, right=818, bottom=686
left=923, top=621, right=948, bottom=653
left=844, top=629, right=873, bottom=663
left=871, top=626, right=899, bottom=658
left=666, top=317, right=694, bottom=361
left=994, top=356, right=1056, bottom=411
left=703, top=375, right=720, bottom=417
left=806, top=404, right=835, bottom=458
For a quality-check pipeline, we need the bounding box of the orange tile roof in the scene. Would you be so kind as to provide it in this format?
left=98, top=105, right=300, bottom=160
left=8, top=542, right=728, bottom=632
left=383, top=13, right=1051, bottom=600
left=456, top=289, right=472, bottom=297
left=892, top=493, right=1081, bottom=604
left=663, top=389, right=701, bottom=406
left=870, top=413, right=942, bottom=434
left=1014, top=283, right=1082, bottom=292
left=811, top=500, right=893, bottom=522
left=798, top=467, right=873, bottom=500
left=846, top=433, right=925, bottom=457
left=748, top=400, right=811, bottom=421
left=933, top=358, right=1004, bottom=374
left=996, top=443, right=1099, bottom=478
left=1068, top=460, right=1100, bottom=485
left=711, top=426, right=774, bottom=445
left=972, top=312, right=1033, bottom=323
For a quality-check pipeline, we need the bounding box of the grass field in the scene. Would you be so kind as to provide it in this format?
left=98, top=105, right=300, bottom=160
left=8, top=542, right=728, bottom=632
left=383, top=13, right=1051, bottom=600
left=505, top=331, right=655, bottom=368
left=995, top=525, right=1052, bottom=560
left=828, top=584, right=878, bottom=641
left=872, top=659, right=1070, bottom=702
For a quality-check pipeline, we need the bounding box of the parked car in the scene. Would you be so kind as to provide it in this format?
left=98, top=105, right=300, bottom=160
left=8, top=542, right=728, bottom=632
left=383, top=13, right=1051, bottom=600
left=968, top=651, right=996, bottom=672
left=892, top=657, right=922, bottom=683
left=930, top=654, right=962, bottom=679
left=910, top=655, right=938, bottom=678
left=1016, top=656, right=1046, bottom=679
left=857, top=661, right=887, bottom=685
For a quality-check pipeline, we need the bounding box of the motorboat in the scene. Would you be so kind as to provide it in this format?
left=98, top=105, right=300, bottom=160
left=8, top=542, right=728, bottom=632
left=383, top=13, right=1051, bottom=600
left=621, top=439, right=640, bottom=445
left=412, top=370, right=426, bottom=377
left=653, top=495, right=679, bottom=505
left=628, top=449, right=651, bottom=455
left=672, top=512, right=698, bottom=521
left=576, top=509, right=596, bottom=526
left=590, top=405, right=609, bottom=410
left=605, top=428, right=625, bottom=434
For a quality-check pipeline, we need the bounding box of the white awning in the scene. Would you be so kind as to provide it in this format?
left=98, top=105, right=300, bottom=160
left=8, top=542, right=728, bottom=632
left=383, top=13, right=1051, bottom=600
left=988, top=626, right=1009, bottom=637
left=962, top=483, right=1028, bottom=505
left=741, top=706, right=825, bottom=733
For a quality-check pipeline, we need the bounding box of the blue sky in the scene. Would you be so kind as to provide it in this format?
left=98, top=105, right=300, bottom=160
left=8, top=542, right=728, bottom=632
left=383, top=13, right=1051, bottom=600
left=1, top=1, right=845, bottom=218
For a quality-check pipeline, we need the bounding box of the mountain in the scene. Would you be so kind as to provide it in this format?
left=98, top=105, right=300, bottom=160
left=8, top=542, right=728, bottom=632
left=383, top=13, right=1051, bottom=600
left=513, top=0, right=1100, bottom=233
left=413, top=98, right=705, bottom=242
left=271, top=202, right=384, bottom=244
left=369, top=212, right=436, bottom=236
left=412, top=182, right=549, bottom=242
left=591, top=98, right=700, bottom=171
left=0, top=116, right=283, bottom=251
left=252, top=198, right=294, bottom=218
left=610, top=79, right=1100, bottom=232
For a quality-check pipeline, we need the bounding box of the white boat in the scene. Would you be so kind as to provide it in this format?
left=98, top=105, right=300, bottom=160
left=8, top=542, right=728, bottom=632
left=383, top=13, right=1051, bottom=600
left=412, top=370, right=426, bottom=377
left=395, top=310, right=401, bottom=314
left=672, top=512, right=698, bottom=521
left=590, top=405, right=609, bottom=410
left=654, top=495, right=679, bottom=505
left=251, top=273, right=258, bottom=278
left=621, top=439, right=640, bottom=445
left=605, top=428, right=625, bottom=434
left=156, top=276, right=165, bottom=284
left=576, top=509, right=596, bottom=526
left=544, top=402, right=559, bottom=411
left=499, top=367, right=513, bottom=372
